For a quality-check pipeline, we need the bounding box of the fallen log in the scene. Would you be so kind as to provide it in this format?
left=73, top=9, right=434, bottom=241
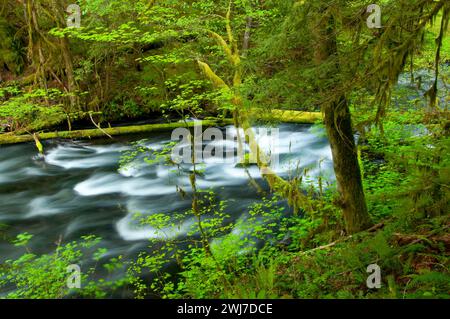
left=0, top=119, right=233, bottom=145
left=0, top=110, right=322, bottom=146
left=253, top=109, right=323, bottom=124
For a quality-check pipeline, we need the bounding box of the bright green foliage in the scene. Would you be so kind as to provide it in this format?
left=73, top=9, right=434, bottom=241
left=0, top=86, right=66, bottom=132
left=0, top=235, right=129, bottom=299
left=0, top=0, right=448, bottom=300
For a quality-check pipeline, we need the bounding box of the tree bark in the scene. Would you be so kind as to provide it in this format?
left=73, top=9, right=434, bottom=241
left=323, top=97, right=372, bottom=233
left=315, top=11, right=372, bottom=234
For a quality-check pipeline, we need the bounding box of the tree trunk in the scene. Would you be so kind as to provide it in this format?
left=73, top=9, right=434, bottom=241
left=198, top=4, right=312, bottom=215
left=315, top=11, right=372, bottom=234
left=323, top=97, right=372, bottom=233
left=49, top=0, right=79, bottom=111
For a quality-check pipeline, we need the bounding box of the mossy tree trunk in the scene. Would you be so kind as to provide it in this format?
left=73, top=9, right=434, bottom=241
left=197, top=1, right=311, bottom=215
left=315, top=11, right=372, bottom=233
left=50, top=0, right=79, bottom=115
left=323, top=97, right=372, bottom=233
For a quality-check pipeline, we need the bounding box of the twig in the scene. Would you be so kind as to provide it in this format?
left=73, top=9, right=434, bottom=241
left=89, top=112, right=112, bottom=139
left=298, top=222, right=385, bottom=256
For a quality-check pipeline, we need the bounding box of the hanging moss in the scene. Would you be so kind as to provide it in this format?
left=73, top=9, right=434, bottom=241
left=197, top=60, right=230, bottom=90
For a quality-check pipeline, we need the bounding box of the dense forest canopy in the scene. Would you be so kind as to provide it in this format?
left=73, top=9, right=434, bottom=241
left=0, top=0, right=448, bottom=300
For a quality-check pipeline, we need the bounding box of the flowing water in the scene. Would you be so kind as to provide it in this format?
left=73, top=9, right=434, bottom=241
left=0, top=123, right=335, bottom=296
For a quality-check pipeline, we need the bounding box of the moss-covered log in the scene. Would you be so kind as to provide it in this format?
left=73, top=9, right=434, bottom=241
left=0, top=110, right=321, bottom=145
left=253, top=109, right=323, bottom=124
left=0, top=119, right=233, bottom=145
